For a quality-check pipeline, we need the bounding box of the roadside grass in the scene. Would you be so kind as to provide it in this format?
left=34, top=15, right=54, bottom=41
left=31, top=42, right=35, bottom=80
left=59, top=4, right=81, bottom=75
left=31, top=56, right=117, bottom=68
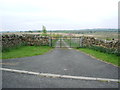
left=78, top=48, right=120, bottom=67
left=1, top=46, right=52, bottom=59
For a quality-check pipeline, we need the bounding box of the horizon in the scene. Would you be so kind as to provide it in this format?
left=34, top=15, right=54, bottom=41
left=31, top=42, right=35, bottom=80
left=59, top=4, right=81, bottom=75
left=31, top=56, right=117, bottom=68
left=1, top=28, right=118, bottom=32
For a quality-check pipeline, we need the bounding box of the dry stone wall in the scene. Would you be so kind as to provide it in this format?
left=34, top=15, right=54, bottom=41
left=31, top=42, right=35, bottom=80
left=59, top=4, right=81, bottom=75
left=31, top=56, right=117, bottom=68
left=1, top=34, right=119, bottom=54
left=81, top=36, right=119, bottom=50
left=2, top=34, right=49, bottom=51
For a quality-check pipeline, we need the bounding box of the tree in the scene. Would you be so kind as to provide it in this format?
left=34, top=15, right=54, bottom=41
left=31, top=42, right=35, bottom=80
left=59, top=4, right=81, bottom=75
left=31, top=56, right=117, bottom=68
left=42, top=25, right=47, bottom=34
left=28, top=30, right=33, bottom=33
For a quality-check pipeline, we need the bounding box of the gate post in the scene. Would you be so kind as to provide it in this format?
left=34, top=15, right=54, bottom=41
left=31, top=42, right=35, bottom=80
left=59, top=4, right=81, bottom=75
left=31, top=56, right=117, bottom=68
left=79, top=37, right=81, bottom=48
left=51, top=37, right=52, bottom=47
left=80, top=36, right=83, bottom=48
left=70, top=36, right=71, bottom=48
left=60, top=37, right=61, bottom=48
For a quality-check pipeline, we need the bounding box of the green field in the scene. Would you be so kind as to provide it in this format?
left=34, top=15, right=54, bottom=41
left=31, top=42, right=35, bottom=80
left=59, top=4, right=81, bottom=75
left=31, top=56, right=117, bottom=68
left=78, top=48, right=119, bottom=67
left=52, top=38, right=58, bottom=47
left=64, top=39, right=79, bottom=48
left=1, top=46, right=52, bottom=59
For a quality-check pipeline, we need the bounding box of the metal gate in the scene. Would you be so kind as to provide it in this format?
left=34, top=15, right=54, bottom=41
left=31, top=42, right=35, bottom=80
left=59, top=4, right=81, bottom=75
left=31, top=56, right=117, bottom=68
left=49, top=37, right=82, bottom=48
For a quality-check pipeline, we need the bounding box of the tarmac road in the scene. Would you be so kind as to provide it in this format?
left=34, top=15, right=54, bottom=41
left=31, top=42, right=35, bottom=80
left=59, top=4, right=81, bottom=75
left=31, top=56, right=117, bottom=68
left=2, top=40, right=119, bottom=88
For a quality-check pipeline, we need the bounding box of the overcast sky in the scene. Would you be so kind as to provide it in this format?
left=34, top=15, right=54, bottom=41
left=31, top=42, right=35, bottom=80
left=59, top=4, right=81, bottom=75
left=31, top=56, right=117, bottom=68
left=0, top=0, right=119, bottom=31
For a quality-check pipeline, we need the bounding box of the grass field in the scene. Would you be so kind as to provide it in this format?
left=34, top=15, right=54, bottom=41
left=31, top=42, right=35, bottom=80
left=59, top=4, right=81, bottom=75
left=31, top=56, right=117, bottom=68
left=52, top=39, right=58, bottom=47
left=64, top=39, right=79, bottom=48
left=78, top=48, right=119, bottom=67
left=1, top=46, right=52, bottom=59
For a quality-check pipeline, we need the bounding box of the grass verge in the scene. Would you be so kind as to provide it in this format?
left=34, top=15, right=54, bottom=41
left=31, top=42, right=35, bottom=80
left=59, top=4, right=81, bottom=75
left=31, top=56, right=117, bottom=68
left=1, top=46, right=53, bottom=59
left=78, top=48, right=120, bottom=67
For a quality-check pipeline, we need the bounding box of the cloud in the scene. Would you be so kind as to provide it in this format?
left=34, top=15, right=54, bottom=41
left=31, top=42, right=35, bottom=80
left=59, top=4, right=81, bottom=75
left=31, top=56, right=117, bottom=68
left=0, top=0, right=119, bottom=31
